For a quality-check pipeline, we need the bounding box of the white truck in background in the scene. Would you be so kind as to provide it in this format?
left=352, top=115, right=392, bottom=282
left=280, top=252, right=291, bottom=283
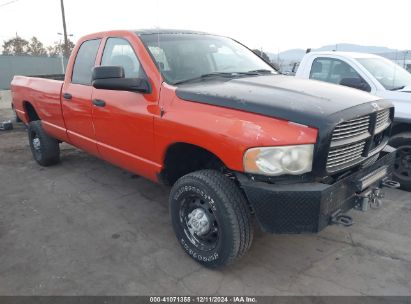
left=296, top=52, right=411, bottom=191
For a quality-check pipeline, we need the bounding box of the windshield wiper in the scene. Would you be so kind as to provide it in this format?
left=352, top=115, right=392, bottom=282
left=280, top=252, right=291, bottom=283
left=246, top=69, right=274, bottom=74
left=390, top=86, right=405, bottom=91
left=173, top=70, right=273, bottom=85
left=173, top=72, right=236, bottom=85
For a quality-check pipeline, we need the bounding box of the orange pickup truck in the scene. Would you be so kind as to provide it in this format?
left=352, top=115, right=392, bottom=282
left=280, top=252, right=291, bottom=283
left=11, top=29, right=399, bottom=267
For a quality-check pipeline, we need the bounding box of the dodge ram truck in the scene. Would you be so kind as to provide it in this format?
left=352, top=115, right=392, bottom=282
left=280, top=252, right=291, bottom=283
left=11, top=29, right=399, bottom=267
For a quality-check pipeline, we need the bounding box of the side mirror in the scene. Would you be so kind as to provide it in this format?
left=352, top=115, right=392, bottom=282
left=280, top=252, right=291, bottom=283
left=92, top=66, right=125, bottom=80
left=340, top=77, right=371, bottom=92
left=91, top=66, right=151, bottom=94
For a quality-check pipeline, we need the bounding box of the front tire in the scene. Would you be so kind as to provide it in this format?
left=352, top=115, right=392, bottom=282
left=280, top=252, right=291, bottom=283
left=170, top=170, right=253, bottom=268
left=390, top=132, right=411, bottom=191
left=28, top=120, right=60, bottom=166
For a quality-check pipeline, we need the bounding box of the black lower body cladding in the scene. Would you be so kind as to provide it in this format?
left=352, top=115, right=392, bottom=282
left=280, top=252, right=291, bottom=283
left=237, top=147, right=397, bottom=234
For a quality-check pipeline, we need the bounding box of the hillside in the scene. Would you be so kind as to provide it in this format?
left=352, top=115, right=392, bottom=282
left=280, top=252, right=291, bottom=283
left=268, top=44, right=406, bottom=63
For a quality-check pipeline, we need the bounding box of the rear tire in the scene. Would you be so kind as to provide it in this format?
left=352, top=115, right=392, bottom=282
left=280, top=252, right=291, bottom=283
left=170, top=169, right=253, bottom=268
left=28, top=120, right=60, bottom=166
left=389, top=132, right=411, bottom=191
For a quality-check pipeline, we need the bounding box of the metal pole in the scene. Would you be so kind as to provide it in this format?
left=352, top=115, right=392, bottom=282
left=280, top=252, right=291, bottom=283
left=60, top=0, right=69, bottom=58
left=59, top=38, right=65, bottom=74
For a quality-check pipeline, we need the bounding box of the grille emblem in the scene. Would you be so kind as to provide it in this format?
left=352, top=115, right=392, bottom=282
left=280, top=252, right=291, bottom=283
left=374, top=133, right=383, bottom=146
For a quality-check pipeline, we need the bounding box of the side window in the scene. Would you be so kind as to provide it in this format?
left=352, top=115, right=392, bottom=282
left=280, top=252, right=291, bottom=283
left=310, top=57, right=362, bottom=85
left=309, top=58, right=333, bottom=82
left=101, top=38, right=145, bottom=78
left=329, top=60, right=362, bottom=84
left=72, top=39, right=101, bottom=85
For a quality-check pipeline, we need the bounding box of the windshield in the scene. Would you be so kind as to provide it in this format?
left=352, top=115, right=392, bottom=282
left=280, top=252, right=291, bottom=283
left=357, top=57, right=411, bottom=90
left=139, top=33, right=277, bottom=85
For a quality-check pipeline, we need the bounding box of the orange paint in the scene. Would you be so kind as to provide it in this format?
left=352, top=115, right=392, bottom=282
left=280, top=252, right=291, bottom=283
left=11, top=30, right=318, bottom=183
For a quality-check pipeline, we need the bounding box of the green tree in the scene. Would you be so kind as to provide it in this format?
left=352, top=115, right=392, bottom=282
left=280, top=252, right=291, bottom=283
left=2, top=36, right=29, bottom=55
left=27, top=37, right=47, bottom=56
left=47, top=39, right=75, bottom=58
left=47, top=43, right=61, bottom=57
left=63, top=39, right=75, bottom=57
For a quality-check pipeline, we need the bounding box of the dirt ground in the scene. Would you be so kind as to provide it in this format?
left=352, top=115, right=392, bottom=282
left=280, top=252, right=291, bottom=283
left=0, top=95, right=410, bottom=296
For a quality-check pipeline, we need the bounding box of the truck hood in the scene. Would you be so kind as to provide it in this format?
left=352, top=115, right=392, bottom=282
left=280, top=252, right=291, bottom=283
left=176, top=75, right=385, bottom=129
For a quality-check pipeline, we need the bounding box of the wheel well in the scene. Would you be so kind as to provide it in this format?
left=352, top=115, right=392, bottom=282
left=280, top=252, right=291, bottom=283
left=23, top=101, right=40, bottom=122
left=160, top=143, right=225, bottom=185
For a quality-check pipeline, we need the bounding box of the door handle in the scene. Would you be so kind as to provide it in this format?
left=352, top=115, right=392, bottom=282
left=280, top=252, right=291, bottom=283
left=63, top=93, right=72, bottom=100
left=92, top=99, right=106, bottom=107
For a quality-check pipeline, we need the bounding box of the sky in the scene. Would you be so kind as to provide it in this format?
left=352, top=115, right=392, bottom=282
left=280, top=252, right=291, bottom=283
left=0, top=0, right=410, bottom=53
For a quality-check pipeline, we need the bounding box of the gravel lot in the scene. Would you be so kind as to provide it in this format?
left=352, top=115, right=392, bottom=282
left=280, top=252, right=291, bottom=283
left=0, top=92, right=410, bottom=296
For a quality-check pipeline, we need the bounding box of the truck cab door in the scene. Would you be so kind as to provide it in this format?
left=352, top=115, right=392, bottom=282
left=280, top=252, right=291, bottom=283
left=61, top=38, right=102, bottom=156
left=91, top=37, right=158, bottom=179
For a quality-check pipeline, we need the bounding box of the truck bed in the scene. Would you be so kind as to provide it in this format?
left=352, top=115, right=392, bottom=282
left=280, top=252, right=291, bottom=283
left=11, top=75, right=68, bottom=142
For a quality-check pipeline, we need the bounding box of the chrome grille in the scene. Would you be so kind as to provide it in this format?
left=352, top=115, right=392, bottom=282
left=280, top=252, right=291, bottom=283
left=326, top=108, right=392, bottom=173
left=376, top=109, right=390, bottom=130
left=331, top=115, right=370, bottom=141
left=327, top=141, right=366, bottom=170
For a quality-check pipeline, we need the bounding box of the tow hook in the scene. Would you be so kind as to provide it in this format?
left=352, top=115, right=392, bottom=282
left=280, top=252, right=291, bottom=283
left=369, top=188, right=384, bottom=209
left=381, top=179, right=400, bottom=189
left=330, top=209, right=354, bottom=227
left=356, top=187, right=384, bottom=211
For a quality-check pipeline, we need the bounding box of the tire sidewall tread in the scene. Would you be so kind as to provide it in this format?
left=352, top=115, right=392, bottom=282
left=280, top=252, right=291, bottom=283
left=28, top=120, right=60, bottom=166
left=170, top=169, right=253, bottom=268
left=390, top=132, right=411, bottom=191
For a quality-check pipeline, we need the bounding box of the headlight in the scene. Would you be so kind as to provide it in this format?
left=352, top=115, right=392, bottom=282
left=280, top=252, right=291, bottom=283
left=243, top=144, right=314, bottom=176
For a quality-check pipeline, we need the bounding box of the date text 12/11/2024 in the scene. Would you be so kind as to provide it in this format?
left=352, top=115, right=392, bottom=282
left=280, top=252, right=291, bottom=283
left=149, top=296, right=257, bottom=303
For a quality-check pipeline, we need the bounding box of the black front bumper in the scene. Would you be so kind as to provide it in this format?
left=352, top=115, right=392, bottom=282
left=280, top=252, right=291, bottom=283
left=237, top=147, right=396, bottom=234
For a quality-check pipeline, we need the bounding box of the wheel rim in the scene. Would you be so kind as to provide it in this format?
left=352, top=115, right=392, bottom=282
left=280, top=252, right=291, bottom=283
left=179, top=193, right=219, bottom=251
left=394, top=145, right=411, bottom=181
left=30, top=131, right=42, bottom=159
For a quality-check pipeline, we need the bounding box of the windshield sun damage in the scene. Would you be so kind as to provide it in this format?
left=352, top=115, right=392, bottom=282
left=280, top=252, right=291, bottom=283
left=139, top=33, right=276, bottom=85
left=357, top=57, right=411, bottom=91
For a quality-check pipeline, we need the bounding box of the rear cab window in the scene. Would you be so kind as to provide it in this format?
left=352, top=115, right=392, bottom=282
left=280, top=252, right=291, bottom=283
left=71, top=39, right=101, bottom=85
